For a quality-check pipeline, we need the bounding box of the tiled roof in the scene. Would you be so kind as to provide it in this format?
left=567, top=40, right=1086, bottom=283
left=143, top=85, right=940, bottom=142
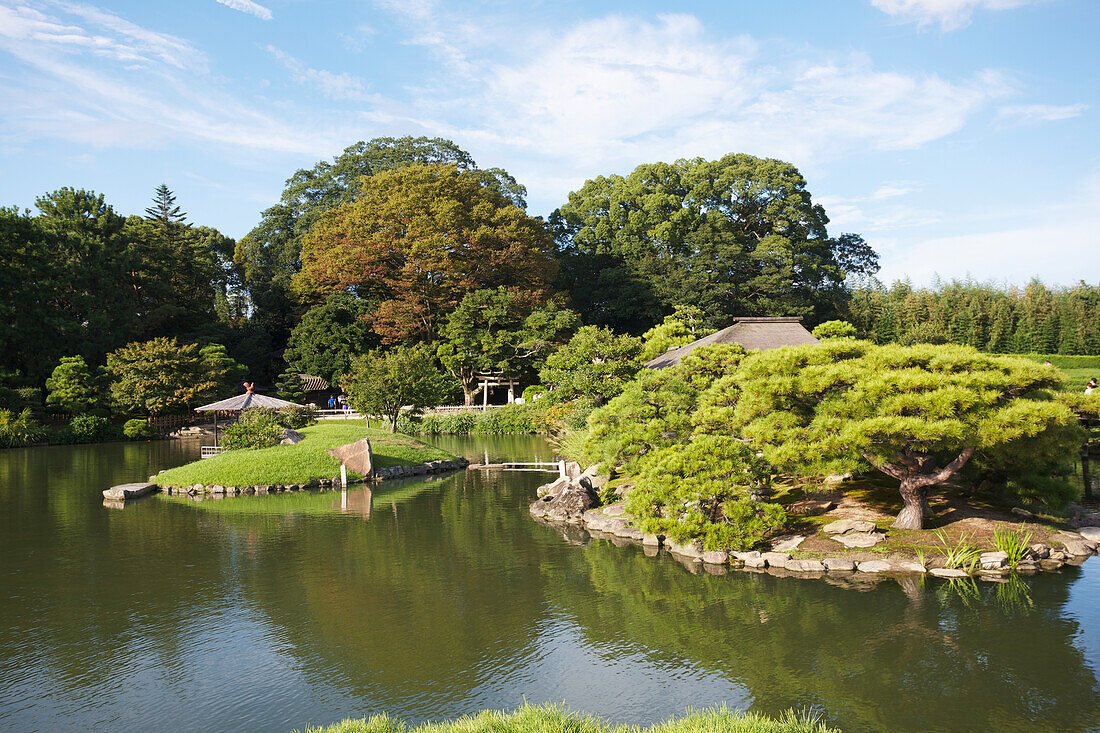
left=645, top=317, right=819, bottom=369
left=299, top=374, right=330, bottom=391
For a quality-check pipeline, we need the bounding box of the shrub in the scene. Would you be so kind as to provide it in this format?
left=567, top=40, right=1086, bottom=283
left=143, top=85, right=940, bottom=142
left=521, top=385, right=545, bottom=403
left=223, top=407, right=283, bottom=450
left=69, top=414, right=114, bottom=443
left=123, top=418, right=157, bottom=440
left=473, top=403, right=539, bottom=434
left=625, top=435, right=785, bottom=551
left=16, top=387, right=42, bottom=410
left=277, top=405, right=318, bottom=430
left=403, top=404, right=542, bottom=435
left=0, top=408, right=46, bottom=448
left=811, top=320, right=857, bottom=339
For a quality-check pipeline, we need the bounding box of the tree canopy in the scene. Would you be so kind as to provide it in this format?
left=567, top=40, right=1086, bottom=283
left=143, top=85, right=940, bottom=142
left=551, top=154, right=878, bottom=334
left=715, top=340, right=1082, bottom=529
left=437, top=288, right=578, bottom=405
left=296, top=164, right=557, bottom=343
left=343, top=345, right=448, bottom=432
left=283, top=291, right=377, bottom=384
left=234, top=136, right=526, bottom=345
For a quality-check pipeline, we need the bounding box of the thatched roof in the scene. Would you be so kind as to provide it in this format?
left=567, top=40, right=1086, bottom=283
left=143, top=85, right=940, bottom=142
left=194, top=392, right=303, bottom=412
left=645, top=317, right=819, bottom=369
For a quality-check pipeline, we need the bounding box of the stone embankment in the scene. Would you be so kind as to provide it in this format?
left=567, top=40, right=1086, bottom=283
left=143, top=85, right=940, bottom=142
left=153, top=457, right=469, bottom=500
left=530, top=465, right=1100, bottom=580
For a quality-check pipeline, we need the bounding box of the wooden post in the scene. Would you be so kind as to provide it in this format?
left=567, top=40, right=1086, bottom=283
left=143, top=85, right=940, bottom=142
left=558, top=460, right=566, bottom=480
left=1083, top=446, right=1093, bottom=502
left=340, top=464, right=348, bottom=488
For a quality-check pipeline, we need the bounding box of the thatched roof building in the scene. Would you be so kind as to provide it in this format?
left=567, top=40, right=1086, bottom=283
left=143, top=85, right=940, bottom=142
left=644, top=317, right=819, bottom=369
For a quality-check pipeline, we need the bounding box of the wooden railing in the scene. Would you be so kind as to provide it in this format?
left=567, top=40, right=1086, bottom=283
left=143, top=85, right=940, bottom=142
left=201, top=445, right=227, bottom=459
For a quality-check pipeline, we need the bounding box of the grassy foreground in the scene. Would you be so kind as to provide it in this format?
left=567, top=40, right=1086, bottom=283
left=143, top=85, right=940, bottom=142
left=294, top=704, right=837, bottom=733
left=292, top=704, right=831, bottom=730
left=155, top=421, right=457, bottom=487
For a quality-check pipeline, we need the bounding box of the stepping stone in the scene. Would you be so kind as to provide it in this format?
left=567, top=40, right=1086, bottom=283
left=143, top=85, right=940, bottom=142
left=771, top=534, right=806, bottom=552
left=832, top=532, right=887, bottom=548
left=929, top=568, right=970, bottom=578
left=823, top=519, right=877, bottom=535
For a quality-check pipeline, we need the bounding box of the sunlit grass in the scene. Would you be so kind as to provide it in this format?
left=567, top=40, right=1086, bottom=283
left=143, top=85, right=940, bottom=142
left=154, top=421, right=456, bottom=487
left=294, top=703, right=839, bottom=733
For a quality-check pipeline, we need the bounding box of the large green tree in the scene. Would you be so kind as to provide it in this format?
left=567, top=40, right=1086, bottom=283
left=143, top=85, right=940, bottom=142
left=235, top=137, right=526, bottom=347
left=296, top=164, right=557, bottom=344
left=343, top=345, right=448, bottom=432
left=551, top=155, right=878, bottom=333
left=538, top=326, right=644, bottom=409
left=719, top=340, right=1082, bottom=529
left=106, top=337, right=216, bottom=415
left=437, top=288, right=578, bottom=405
left=45, top=356, right=106, bottom=415
left=283, top=291, right=376, bottom=384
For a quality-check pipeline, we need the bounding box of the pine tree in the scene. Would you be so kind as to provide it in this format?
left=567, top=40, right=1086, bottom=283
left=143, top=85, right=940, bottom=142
left=145, top=184, right=187, bottom=229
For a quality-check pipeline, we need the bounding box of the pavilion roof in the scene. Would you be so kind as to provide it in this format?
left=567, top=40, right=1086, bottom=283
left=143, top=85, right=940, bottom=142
left=194, top=392, right=303, bottom=412
left=644, top=317, right=819, bottom=369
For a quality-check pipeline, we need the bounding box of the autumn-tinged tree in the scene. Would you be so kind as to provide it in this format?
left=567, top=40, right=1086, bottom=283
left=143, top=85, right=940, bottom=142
left=296, top=164, right=557, bottom=343
left=235, top=137, right=525, bottom=346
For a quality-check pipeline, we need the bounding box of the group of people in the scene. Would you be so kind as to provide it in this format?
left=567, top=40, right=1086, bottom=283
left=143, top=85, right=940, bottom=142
left=326, top=394, right=351, bottom=413
left=1087, top=377, right=1098, bottom=396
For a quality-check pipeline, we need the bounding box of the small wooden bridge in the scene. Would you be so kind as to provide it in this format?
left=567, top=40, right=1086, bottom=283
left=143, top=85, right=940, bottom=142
left=470, top=460, right=566, bottom=478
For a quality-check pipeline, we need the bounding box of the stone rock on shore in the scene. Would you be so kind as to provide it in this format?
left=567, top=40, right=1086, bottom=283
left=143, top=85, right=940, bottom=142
left=326, top=438, right=374, bottom=478
left=1079, top=526, right=1100, bottom=542
left=832, top=532, right=887, bottom=548
left=823, top=519, right=877, bottom=535
left=530, top=480, right=595, bottom=524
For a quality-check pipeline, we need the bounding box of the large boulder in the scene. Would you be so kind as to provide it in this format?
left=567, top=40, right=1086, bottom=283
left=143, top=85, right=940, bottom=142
left=530, top=484, right=595, bottom=524
left=326, top=438, right=374, bottom=478
left=280, top=428, right=305, bottom=445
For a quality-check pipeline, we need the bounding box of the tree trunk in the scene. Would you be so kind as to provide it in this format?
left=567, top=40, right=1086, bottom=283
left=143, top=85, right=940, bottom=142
left=893, top=477, right=926, bottom=530
left=389, top=411, right=399, bottom=433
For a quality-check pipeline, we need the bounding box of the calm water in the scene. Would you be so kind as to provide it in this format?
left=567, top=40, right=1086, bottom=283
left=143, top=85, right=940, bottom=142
left=1, top=436, right=1099, bottom=733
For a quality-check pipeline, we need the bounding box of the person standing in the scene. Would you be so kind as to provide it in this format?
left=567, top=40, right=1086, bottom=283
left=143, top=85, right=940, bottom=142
left=1086, top=378, right=1097, bottom=395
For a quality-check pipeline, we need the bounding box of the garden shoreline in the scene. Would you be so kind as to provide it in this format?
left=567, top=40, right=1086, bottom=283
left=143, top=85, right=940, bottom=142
left=530, top=465, right=1100, bottom=583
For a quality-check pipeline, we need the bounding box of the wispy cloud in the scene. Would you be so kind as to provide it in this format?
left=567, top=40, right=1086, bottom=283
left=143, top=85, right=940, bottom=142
left=442, top=14, right=1012, bottom=185
left=0, top=1, right=368, bottom=155
left=869, top=0, right=1035, bottom=31
left=265, top=45, right=379, bottom=102
left=998, top=102, right=1088, bottom=124
left=214, top=0, right=272, bottom=21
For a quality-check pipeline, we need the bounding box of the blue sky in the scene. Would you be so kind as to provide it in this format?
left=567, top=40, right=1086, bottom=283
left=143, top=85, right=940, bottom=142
left=0, top=0, right=1096, bottom=286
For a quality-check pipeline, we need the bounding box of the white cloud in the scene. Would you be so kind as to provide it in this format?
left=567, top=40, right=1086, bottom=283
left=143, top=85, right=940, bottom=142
left=265, top=45, right=379, bottom=103
left=998, top=103, right=1089, bottom=124
left=214, top=0, right=272, bottom=21
left=447, top=16, right=1011, bottom=181
left=869, top=0, right=1036, bottom=31
left=0, top=1, right=206, bottom=70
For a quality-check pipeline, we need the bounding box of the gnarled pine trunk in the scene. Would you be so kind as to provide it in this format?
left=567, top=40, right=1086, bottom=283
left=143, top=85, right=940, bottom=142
left=893, top=478, right=927, bottom=530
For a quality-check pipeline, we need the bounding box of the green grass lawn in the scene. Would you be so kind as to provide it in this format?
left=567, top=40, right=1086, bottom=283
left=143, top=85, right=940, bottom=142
left=295, top=703, right=836, bottom=733
left=155, top=420, right=457, bottom=488
left=1017, top=354, right=1100, bottom=391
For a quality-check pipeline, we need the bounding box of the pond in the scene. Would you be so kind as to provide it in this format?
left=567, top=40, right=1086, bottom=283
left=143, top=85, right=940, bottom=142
left=0, top=435, right=1098, bottom=732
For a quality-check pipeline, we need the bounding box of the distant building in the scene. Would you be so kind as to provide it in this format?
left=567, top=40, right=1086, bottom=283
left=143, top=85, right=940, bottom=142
left=298, top=374, right=332, bottom=406
left=644, top=317, right=819, bottom=369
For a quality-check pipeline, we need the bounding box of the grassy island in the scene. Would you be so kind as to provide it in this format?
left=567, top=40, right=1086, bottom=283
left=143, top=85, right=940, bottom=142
left=155, top=420, right=457, bottom=488
left=295, top=703, right=836, bottom=733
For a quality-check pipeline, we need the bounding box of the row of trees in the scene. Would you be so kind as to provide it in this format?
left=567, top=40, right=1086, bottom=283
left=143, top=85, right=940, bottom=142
left=4, top=134, right=1096, bottom=425
left=845, top=279, right=1100, bottom=354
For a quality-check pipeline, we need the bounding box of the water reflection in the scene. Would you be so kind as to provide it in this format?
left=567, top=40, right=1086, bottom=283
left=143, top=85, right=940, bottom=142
left=0, top=436, right=1098, bottom=733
